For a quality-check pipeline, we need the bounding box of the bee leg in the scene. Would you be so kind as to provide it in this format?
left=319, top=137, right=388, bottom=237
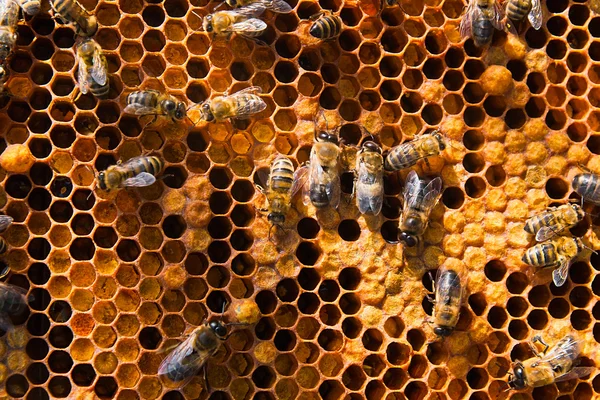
left=203, top=365, right=211, bottom=393
left=531, top=335, right=550, bottom=356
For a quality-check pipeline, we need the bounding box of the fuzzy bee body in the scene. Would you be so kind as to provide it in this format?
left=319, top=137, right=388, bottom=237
left=522, top=236, right=584, bottom=287
left=524, top=204, right=585, bottom=242
left=158, top=321, right=228, bottom=385
left=506, top=0, right=542, bottom=30
left=125, top=91, right=187, bottom=122
left=432, top=268, right=464, bottom=337
left=573, top=173, right=600, bottom=205
left=384, top=131, right=446, bottom=171
left=0, top=282, right=27, bottom=315
left=460, top=0, right=504, bottom=46
left=50, top=0, right=98, bottom=37
left=199, top=86, right=266, bottom=122
left=0, top=0, right=19, bottom=86
left=257, top=156, right=298, bottom=229
left=203, top=4, right=267, bottom=38
left=97, top=156, right=164, bottom=192
left=76, top=38, right=109, bottom=99
left=309, top=11, right=342, bottom=39
left=355, top=141, right=384, bottom=215
left=16, top=0, right=40, bottom=15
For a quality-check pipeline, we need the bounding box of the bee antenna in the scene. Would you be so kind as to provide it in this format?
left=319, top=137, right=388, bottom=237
left=191, top=10, right=204, bottom=29
left=583, top=244, right=597, bottom=255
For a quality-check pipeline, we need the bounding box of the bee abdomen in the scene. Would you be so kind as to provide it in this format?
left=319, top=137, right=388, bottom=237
left=310, top=183, right=330, bottom=208
left=122, top=156, right=164, bottom=179
left=90, top=81, right=110, bottom=98
left=0, top=291, right=26, bottom=315
left=573, top=173, right=600, bottom=204
left=128, top=91, right=158, bottom=108
left=472, top=18, right=493, bottom=46
left=522, top=243, right=556, bottom=267
left=309, top=15, right=342, bottom=39
left=384, top=145, right=416, bottom=171
left=507, top=0, right=530, bottom=20
left=524, top=213, right=553, bottom=235
left=270, top=157, right=294, bottom=192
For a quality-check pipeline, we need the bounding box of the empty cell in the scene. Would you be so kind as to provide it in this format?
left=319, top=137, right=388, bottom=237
left=275, top=34, right=301, bottom=58
left=274, top=61, right=298, bottom=83
left=425, top=30, right=447, bottom=54
left=567, top=29, right=589, bottom=50
left=359, top=42, right=381, bottom=65
left=405, top=19, right=426, bottom=37
left=525, top=28, right=547, bottom=49
left=443, top=93, right=464, bottom=114
left=422, top=103, right=443, bottom=124
left=381, top=28, right=408, bottom=53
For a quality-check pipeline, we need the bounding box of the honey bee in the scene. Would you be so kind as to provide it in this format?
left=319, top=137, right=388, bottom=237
left=509, top=335, right=594, bottom=389
left=505, top=0, right=542, bottom=31
left=158, top=321, right=228, bottom=386
left=294, top=126, right=341, bottom=209
left=524, top=204, right=585, bottom=242
left=0, top=215, right=12, bottom=234
left=399, top=170, right=443, bottom=247
left=256, top=156, right=300, bottom=238
left=124, top=90, right=187, bottom=124
left=97, top=156, right=164, bottom=192
left=460, top=0, right=505, bottom=47
left=0, top=0, right=20, bottom=88
left=384, top=131, right=447, bottom=172
left=354, top=141, right=384, bottom=216
left=225, top=0, right=292, bottom=13
left=521, top=236, right=585, bottom=287
left=197, top=86, right=266, bottom=123
left=309, top=10, right=342, bottom=40
left=572, top=172, right=600, bottom=205
left=429, top=267, right=465, bottom=338
left=16, top=0, right=40, bottom=15
left=202, top=4, right=267, bottom=39
left=50, top=0, right=98, bottom=37
left=76, top=38, right=109, bottom=99
left=0, top=281, right=30, bottom=330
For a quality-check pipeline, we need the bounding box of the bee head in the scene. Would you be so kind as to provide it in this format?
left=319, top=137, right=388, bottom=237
left=509, top=363, right=526, bottom=389
left=209, top=320, right=228, bottom=338
left=362, top=141, right=382, bottom=154
left=98, top=170, right=120, bottom=191
left=432, top=130, right=447, bottom=150
left=203, top=15, right=214, bottom=33
left=78, top=39, right=94, bottom=56
left=433, top=326, right=453, bottom=337
left=573, top=203, right=585, bottom=219
left=399, top=232, right=418, bottom=247
left=174, top=102, right=186, bottom=120
left=201, top=103, right=215, bottom=122
left=97, top=171, right=107, bottom=191
left=268, top=213, right=285, bottom=225
left=316, top=131, right=338, bottom=144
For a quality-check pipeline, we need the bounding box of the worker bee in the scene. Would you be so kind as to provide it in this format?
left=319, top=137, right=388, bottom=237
left=158, top=321, right=228, bottom=386
left=354, top=141, right=384, bottom=216
left=294, top=125, right=341, bottom=209
left=197, top=86, right=266, bottom=123
left=572, top=172, right=600, bottom=205
left=0, top=281, right=30, bottom=330
left=225, top=0, right=292, bottom=13
left=521, top=236, right=585, bottom=287
left=256, top=156, right=300, bottom=238
left=509, top=335, right=594, bottom=389
left=460, top=0, right=505, bottom=47
left=76, top=37, right=109, bottom=99
left=428, top=267, right=465, bottom=338
left=97, top=156, right=164, bottom=192
left=524, top=204, right=585, bottom=242
left=203, top=4, right=267, bottom=39
left=50, top=0, right=98, bottom=37
left=16, top=0, right=40, bottom=15
left=309, top=10, right=342, bottom=40
left=124, top=90, right=187, bottom=124
left=384, top=131, right=447, bottom=172
left=0, top=0, right=19, bottom=87
left=399, top=170, right=443, bottom=247
left=504, top=0, right=542, bottom=31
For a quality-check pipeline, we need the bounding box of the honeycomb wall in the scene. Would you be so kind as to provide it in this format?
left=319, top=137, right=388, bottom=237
left=0, top=0, right=598, bottom=399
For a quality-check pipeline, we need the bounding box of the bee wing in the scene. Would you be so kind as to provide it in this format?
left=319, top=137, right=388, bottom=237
left=255, top=168, right=270, bottom=192
left=528, top=0, right=543, bottom=30
left=158, top=334, right=208, bottom=385
left=291, top=165, right=309, bottom=199
left=233, top=96, right=267, bottom=119
left=535, top=224, right=565, bottom=242
left=327, top=174, right=341, bottom=209
left=552, top=257, right=572, bottom=287
left=120, top=172, right=157, bottom=188
left=540, top=335, right=583, bottom=368
left=402, top=170, right=421, bottom=211
left=91, top=52, right=108, bottom=86
left=554, top=367, right=595, bottom=383
left=421, top=176, right=443, bottom=208
left=231, top=3, right=267, bottom=16
left=356, top=163, right=383, bottom=215
left=0, top=313, right=15, bottom=332
left=123, top=105, right=157, bottom=115
left=459, top=0, right=477, bottom=39
left=228, top=18, right=268, bottom=33
left=260, top=0, right=292, bottom=12
left=0, top=215, right=13, bottom=233
left=77, top=57, right=91, bottom=95
left=491, top=0, right=505, bottom=30
left=233, top=86, right=263, bottom=95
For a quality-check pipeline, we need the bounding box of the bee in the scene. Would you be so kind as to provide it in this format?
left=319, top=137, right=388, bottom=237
left=505, top=0, right=542, bottom=31
left=198, top=86, right=266, bottom=123
left=16, top=0, right=40, bottom=15
left=97, top=156, right=164, bottom=192
left=294, top=125, right=341, bottom=209
left=399, top=170, right=443, bottom=247
left=354, top=141, right=384, bottom=216
left=509, top=335, right=594, bottom=389
left=384, top=131, right=447, bottom=172
left=256, top=156, right=300, bottom=238
left=158, top=321, right=228, bottom=386
left=0, top=0, right=20, bottom=87
left=124, top=90, right=187, bottom=124
left=309, top=10, right=342, bottom=40
left=225, top=0, right=292, bottom=13
left=521, top=236, right=585, bottom=287
left=429, top=267, right=465, bottom=338
left=50, top=0, right=98, bottom=37
left=524, top=204, right=585, bottom=242
left=572, top=172, right=600, bottom=205
left=0, top=215, right=12, bottom=234
left=76, top=38, right=109, bottom=99
left=0, top=281, right=30, bottom=330
left=459, top=0, right=505, bottom=47
left=203, top=4, right=267, bottom=39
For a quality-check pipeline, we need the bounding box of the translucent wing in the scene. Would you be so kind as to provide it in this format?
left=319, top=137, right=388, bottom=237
left=255, top=168, right=270, bottom=192
left=0, top=215, right=13, bottom=233
left=261, top=0, right=292, bottom=12
left=235, top=97, right=267, bottom=119
left=402, top=170, right=421, bottom=211
left=123, top=105, right=156, bottom=115
left=232, top=86, right=263, bottom=95
left=356, top=163, right=383, bottom=215
left=326, top=174, right=341, bottom=209
left=535, top=226, right=563, bottom=242
left=292, top=165, right=309, bottom=203
left=158, top=334, right=208, bottom=386
left=528, top=0, right=543, bottom=30
left=77, top=57, right=90, bottom=95
left=229, top=18, right=268, bottom=33
left=491, top=0, right=505, bottom=30
left=230, top=3, right=266, bottom=17
left=554, top=367, right=595, bottom=383
left=120, top=172, right=157, bottom=188
left=552, top=257, right=571, bottom=287
left=91, top=51, right=108, bottom=86
left=540, top=336, right=581, bottom=366
left=459, top=0, right=476, bottom=39
left=435, top=264, right=467, bottom=301
left=421, top=177, right=443, bottom=212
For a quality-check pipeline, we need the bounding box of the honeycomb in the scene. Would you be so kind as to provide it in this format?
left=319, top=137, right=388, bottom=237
left=0, top=0, right=598, bottom=398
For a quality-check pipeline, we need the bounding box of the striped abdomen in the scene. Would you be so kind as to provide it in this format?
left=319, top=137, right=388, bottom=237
left=0, top=288, right=26, bottom=315
left=119, top=156, right=164, bottom=180
left=384, top=143, right=420, bottom=171
left=434, top=269, right=462, bottom=328
left=524, top=212, right=554, bottom=235
left=0, top=0, right=19, bottom=29
left=472, top=17, right=493, bottom=46
left=573, top=173, right=600, bottom=205
left=51, top=0, right=97, bottom=37
left=269, top=156, right=294, bottom=194
left=90, top=79, right=109, bottom=98
left=522, top=243, right=558, bottom=267
left=18, top=0, right=41, bottom=15
left=309, top=14, right=342, bottom=39
left=233, top=94, right=263, bottom=117
left=506, top=0, right=530, bottom=22
left=128, top=91, right=159, bottom=109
